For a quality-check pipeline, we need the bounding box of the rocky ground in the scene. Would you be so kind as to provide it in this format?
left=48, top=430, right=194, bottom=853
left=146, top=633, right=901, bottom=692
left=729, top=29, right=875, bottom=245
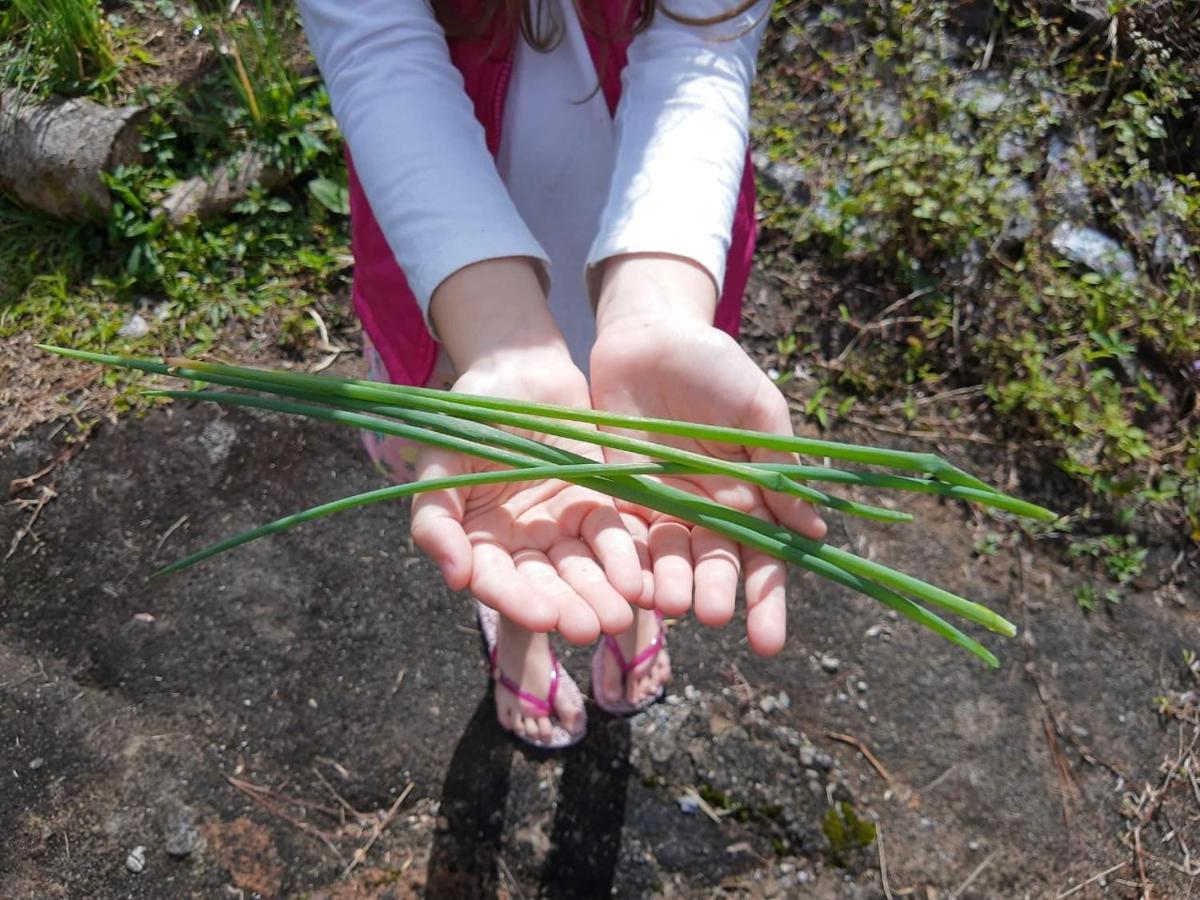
left=2, top=279, right=1197, bottom=897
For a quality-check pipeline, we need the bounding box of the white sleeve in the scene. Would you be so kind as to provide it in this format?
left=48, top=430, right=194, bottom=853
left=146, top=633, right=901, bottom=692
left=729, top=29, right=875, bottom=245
left=299, top=0, right=549, bottom=311
left=586, top=0, right=769, bottom=296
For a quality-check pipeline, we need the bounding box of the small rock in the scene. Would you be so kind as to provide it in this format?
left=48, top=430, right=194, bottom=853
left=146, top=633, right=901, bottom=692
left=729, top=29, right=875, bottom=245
left=165, top=821, right=201, bottom=858
left=820, top=654, right=840, bottom=674
left=856, top=700, right=869, bottom=713
left=968, top=839, right=982, bottom=851
left=815, top=753, right=833, bottom=772
left=804, top=767, right=820, bottom=781
left=776, top=691, right=791, bottom=710
left=1049, top=223, right=1136, bottom=279
left=796, top=869, right=811, bottom=884
left=855, top=681, right=868, bottom=693
left=676, top=794, right=700, bottom=814
left=665, top=693, right=683, bottom=706
left=126, top=846, right=146, bottom=873
left=118, top=314, right=150, bottom=339
left=28, top=757, right=45, bottom=770
left=837, top=692, right=850, bottom=704
left=760, top=695, right=778, bottom=714
left=752, top=151, right=810, bottom=206
left=684, top=684, right=700, bottom=702
left=799, top=745, right=816, bottom=767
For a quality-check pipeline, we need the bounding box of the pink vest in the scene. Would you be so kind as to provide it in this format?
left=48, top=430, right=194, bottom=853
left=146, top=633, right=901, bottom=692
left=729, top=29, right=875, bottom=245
left=346, top=0, right=757, bottom=387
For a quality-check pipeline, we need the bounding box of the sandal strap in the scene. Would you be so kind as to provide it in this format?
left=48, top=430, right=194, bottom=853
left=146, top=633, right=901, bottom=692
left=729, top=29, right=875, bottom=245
left=602, top=611, right=665, bottom=675
left=490, top=646, right=559, bottom=718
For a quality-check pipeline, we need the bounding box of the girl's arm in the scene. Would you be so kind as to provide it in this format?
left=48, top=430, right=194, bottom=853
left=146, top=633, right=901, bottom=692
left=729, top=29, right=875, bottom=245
left=299, top=0, right=550, bottom=319
left=586, top=0, right=771, bottom=317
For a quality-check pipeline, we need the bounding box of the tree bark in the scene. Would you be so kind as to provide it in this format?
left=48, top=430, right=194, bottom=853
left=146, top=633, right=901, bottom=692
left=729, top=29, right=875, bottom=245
left=154, top=151, right=287, bottom=225
left=0, top=90, right=148, bottom=221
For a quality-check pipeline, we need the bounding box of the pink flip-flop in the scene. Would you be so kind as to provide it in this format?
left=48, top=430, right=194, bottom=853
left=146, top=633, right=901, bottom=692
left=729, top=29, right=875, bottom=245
left=590, top=611, right=668, bottom=716
left=475, top=602, right=587, bottom=750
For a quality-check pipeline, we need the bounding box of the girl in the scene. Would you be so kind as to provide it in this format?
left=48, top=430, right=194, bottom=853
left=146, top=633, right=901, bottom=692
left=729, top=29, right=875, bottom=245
left=299, top=0, right=826, bottom=749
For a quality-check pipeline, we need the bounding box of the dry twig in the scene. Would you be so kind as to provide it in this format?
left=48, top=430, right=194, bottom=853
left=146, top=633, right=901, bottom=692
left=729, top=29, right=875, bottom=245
left=827, top=731, right=894, bottom=786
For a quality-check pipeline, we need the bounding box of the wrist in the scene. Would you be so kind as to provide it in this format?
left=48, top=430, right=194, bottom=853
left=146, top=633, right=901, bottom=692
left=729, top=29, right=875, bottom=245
left=430, top=256, right=568, bottom=373
left=594, top=253, right=719, bottom=335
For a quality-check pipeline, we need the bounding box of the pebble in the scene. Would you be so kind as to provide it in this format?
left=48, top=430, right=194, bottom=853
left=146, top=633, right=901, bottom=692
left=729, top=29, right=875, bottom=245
left=684, top=684, right=700, bottom=702
left=760, top=696, right=778, bottom=714
left=856, top=700, right=869, bottom=713
left=855, top=681, right=868, bottom=693
left=776, top=691, right=791, bottom=710
left=799, top=745, right=816, bottom=767
left=165, top=821, right=201, bottom=858
left=126, top=846, right=146, bottom=873
left=676, top=794, right=700, bottom=814
left=820, top=654, right=840, bottom=673
left=837, top=692, right=850, bottom=704
left=815, top=752, right=833, bottom=771
left=796, top=870, right=811, bottom=884
left=118, top=314, right=150, bottom=339
left=28, top=758, right=44, bottom=771
left=665, top=693, right=683, bottom=706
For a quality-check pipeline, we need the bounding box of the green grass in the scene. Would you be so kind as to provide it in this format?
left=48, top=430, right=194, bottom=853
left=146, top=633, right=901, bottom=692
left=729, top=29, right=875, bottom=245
left=1, top=0, right=120, bottom=96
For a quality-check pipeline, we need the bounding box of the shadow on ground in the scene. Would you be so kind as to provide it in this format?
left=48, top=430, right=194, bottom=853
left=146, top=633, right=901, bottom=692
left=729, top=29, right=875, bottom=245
left=1, top=388, right=1196, bottom=897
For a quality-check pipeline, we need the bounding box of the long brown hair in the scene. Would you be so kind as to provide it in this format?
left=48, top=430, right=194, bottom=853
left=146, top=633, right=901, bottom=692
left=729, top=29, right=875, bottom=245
left=432, top=0, right=763, bottom=52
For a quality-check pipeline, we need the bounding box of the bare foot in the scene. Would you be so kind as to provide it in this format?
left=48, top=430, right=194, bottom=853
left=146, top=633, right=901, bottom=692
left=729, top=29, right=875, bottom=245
left=599, top=607, right=671, bottom=709
left=493, top=614, right=586, bottom=745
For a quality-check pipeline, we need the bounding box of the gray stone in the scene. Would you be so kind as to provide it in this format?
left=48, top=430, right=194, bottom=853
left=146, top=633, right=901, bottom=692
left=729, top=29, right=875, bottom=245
left=165, top=820, right=201, bottom=858
left=799, top=745, right=816, bottom=767
left=1045, top=130, right=1096, bottom=218
left=998, top=178, right=1037, bottom=243
left=820, top=654, right=840, bottom=674
left=752, top=151, right=810, bottom=206
left=676, top=794, right=699, bottom=814
left=815, top=752, right=833, bottom=771
left=1049, top=223, right=1137, bottom=279
left=118, top=314, right=150, bottom=339
left=125, top=846, right=146, bottom=873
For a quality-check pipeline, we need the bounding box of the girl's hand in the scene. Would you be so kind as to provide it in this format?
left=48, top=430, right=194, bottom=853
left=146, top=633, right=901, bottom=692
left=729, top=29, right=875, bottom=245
left=409, top=259, right=644, bottom=643
left=590, top=255, right=827, bottom=656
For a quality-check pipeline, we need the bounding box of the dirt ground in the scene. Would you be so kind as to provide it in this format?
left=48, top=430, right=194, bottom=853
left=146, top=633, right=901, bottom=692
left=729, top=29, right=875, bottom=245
left=2, top=286, right=1198, bottom=898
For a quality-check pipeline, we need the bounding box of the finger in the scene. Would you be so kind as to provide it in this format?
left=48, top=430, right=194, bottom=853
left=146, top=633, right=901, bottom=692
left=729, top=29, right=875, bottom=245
left=549, top=540, right=635, bottom=635
left=648, top=521, right=693, bottom=617
left=580, top=504, right=644, bottom=603
left=741, top=542, right=788, bottom=657
left=411, top=451, right=472, bottom=590
left=514, top=549, right=600, bottom=644
left=691, top=527, right=740, bottom=627
left=619, top=512, right=656, bottom=611
left=469, top=542, right=557, bottom=633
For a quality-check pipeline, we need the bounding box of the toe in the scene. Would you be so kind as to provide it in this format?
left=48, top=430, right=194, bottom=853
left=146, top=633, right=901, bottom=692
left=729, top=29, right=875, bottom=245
left=601, top=650, right=623, bottom=703
left=537, top=715, right=553, bottom=744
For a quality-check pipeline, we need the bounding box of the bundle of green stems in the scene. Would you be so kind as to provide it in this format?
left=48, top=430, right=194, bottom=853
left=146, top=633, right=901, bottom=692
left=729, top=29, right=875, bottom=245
left=43, top=346, right=1058, bottom=668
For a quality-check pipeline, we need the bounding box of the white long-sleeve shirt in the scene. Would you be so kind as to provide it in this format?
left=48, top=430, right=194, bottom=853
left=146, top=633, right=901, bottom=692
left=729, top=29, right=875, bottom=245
left=300, top=0, right=768, bottom=369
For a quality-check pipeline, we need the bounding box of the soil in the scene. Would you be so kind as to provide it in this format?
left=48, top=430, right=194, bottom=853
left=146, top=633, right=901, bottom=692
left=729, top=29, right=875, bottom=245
left=2, top=278, right=1198, bottom=898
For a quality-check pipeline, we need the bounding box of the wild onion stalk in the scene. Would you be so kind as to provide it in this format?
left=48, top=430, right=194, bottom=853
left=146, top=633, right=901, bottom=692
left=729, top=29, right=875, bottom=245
left=41, top=346, right=1059, bottom=667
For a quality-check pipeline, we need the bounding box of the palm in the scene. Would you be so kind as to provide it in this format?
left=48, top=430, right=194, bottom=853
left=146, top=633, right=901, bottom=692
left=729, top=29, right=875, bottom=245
left=411, top=365, right=641, bottom=644
left=590, top=322, right=826, bottom=655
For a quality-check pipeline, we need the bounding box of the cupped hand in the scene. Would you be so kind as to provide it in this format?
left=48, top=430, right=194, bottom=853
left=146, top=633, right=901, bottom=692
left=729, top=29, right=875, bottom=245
left=409, top=352, right=645, bottom=645
left=589, top=318, right=827, bottom=656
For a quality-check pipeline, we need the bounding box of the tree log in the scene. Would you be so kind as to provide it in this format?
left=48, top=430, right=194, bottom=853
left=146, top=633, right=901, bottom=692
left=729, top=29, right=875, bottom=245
left=0, top=90, right=148, bottom=221
left=154, top=151, right=287, bottom=225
